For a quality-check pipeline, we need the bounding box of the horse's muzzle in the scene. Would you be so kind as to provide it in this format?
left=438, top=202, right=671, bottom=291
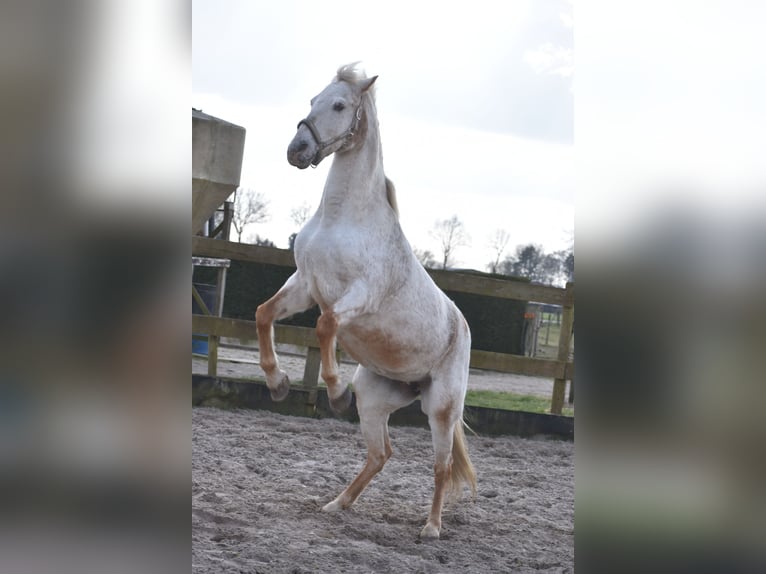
left=287, top=144, right=312, bottom=169
left=287, top=130, right=318, bottom=169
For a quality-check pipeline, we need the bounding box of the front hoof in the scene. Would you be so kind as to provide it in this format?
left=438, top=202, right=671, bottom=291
left=419, top=523, right=440, bottom=540
left=268, top=372, right=290, bottom=402
left=329, top=386, right=352, bottom=413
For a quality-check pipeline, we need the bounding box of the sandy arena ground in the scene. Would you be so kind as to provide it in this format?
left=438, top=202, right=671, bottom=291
left=192, top=407, right=574, bottom=573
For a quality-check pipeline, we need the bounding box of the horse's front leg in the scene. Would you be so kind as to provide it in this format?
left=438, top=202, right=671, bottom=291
left=255, top=272, right=315, bottom=401
left=316, top=281, right=370, bottom=413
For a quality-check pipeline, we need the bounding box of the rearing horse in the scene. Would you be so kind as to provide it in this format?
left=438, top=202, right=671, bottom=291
left=255, top=63, right=476, bottom=539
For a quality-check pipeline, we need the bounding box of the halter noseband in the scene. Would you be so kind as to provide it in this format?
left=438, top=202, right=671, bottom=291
left=297, top=103, right=363, bottom=167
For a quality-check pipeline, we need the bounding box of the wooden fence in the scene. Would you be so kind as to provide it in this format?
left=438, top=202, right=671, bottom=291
left=192, top=236, right=575, bottom=414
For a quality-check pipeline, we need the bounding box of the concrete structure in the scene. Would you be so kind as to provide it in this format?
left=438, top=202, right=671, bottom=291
left=192, top=109, right=246, bottom=234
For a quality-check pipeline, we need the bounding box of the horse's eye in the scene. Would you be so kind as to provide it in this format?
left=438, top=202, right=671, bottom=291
left=333, top=102, right=345, bottom=112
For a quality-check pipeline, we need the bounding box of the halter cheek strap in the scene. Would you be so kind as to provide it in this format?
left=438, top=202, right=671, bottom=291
left=297, top=103, right=363, bottom=167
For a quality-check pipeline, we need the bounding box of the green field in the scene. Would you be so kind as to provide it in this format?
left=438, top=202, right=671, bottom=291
left=533, top=313, right=575, bottom=361
left=465, top=389, right=574, bottom=417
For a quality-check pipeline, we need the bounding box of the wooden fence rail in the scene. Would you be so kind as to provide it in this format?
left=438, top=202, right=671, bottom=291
left=192, top=237, right=574, bottom=414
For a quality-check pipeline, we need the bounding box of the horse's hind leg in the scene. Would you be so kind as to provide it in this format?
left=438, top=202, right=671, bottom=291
left=255, top=272, right=315, bottom=401
left=419, top=400, right=461, bottom=539
left=322, top=366, right=418, bottom=512
left=418, top=316, right=476, bottom=540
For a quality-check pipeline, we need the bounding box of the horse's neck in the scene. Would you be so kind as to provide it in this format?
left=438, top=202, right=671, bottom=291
left=319, top=114, right=387, bottom=222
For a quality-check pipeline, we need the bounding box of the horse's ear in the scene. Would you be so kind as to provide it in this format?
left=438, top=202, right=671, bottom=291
left=360, top=75, right=378, bottom=93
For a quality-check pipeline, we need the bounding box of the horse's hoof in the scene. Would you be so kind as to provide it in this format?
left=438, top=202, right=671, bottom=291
left=419, top=523, right=440, bottom=540
left=268, top=372, right=290, bottom=402
left=321, top=499, right=344, bottom=513
left=328, top=386, right=352, bottom=413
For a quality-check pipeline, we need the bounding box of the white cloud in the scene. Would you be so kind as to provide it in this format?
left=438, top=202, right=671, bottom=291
left=560, top=0, right=574, bottom=29
left=523, top=43, right=573, bottom=78
left=576, top=0, right=766, bottom=243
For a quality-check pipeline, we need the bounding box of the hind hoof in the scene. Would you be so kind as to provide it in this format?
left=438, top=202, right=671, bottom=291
left=268, top=372, right=290, bottom=402
left=419, top=523, right=440, bottom=540
left=321, top=499, right=344, bottom=513
left=328, top=386, right=352, bottom=413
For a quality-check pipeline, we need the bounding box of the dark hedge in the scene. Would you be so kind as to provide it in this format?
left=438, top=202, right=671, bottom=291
left=193, top=259, right=527, bottom=354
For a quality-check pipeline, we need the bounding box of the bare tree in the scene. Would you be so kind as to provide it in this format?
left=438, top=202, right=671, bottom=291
left=413, top=247, right=437, bottom=269
left=289, top=202, right=313, bottom=229
left=286, top=202, right=314, bottom=249
left=431, top=215, right=470, bottom=270
left=231, top=187, right=270, bottom=242
left=487, top=229, right=511, bottom=274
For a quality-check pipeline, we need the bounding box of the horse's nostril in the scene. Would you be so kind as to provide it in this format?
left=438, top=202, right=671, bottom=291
left=297, top=141, right=308, bottom=152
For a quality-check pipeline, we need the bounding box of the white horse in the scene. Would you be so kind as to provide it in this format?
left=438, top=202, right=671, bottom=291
left=255, top=63, right=476, bottom=539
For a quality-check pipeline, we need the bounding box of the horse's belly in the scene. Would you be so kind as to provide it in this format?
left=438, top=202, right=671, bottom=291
left=338, top=324, right=430, bottom=382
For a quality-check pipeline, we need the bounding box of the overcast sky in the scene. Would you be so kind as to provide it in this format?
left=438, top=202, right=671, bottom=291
left=192, top=0, right=573, bottom=270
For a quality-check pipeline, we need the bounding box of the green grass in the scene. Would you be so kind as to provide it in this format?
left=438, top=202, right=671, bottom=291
left=465, top=389, right=574, bottom=417
left=193, top=363, right=574, bottom=417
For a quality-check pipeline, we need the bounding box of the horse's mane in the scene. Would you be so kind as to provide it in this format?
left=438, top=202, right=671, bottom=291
left=385, top=177, right=399, bottom=218
left=334, top=62, right=376, bottom=96
left=335, top=62, right=396, bottom=216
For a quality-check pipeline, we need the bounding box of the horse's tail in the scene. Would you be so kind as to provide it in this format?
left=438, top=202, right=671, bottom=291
left=385, top=177, right=399, bottom=218
left=449, top=420, right=477, bottom=501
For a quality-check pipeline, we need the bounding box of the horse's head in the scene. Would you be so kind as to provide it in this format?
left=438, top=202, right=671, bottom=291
left=288, top=65, right=378, bottom=169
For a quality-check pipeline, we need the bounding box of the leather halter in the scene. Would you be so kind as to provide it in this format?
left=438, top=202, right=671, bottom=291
left=297, top=102, right=363, bottom=167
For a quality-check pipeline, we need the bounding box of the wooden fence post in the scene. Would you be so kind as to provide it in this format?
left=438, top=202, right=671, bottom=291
left=550, top=283, right=574, bottom=414
left=303, top=347, right=321, bottom=405
left=207, top=263, right=228, bottom=377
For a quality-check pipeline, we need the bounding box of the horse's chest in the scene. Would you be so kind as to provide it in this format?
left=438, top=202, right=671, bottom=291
left=296, top=226, right=373, bottom=302
left=299, top=221, right=359, bottom=257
